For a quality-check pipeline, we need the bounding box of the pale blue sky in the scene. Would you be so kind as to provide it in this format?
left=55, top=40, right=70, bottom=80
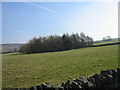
left=2, top=2, right=118, bottom=44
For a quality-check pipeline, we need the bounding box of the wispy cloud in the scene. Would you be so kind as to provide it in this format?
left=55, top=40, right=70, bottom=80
left=26, top=2, right=61, bottom=16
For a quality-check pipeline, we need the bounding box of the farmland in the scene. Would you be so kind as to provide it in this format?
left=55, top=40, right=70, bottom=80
left=93, top=41, right=120, bottom=45
left=2, top=45, right=119, bottom=88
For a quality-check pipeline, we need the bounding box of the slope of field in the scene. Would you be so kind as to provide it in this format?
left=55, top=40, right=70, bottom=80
left=2, top=45, right=118, bottom=88
left=93, top=41, right=120, bottom=45
left=93, top=38, right=120, bottom=44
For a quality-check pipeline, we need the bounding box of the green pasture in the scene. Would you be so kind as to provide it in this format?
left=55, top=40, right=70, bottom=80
left=2, top=45, right=119, bottom=88
left=93, top=41, right=120, bottom=45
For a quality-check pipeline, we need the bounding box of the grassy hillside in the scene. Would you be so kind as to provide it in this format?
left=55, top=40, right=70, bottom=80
left=2, top=45, right=119, bottom=88
left=93, top=41, right=120, bottom=45
left=93, top=38, right=120, bottom=45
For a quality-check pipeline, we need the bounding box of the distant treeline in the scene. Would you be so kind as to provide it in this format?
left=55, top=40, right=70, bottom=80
left=20, top=32, right=93, bottom=54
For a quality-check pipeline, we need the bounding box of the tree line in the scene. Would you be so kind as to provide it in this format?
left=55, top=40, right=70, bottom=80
left=20, top=32, right=93, bottom=54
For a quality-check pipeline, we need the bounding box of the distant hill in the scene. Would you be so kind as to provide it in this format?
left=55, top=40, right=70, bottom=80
left=94, top=38, right=120, bottom=43
left=0, top=44, right=24, bottom=53
left=111, top=38, right=120, bottom=41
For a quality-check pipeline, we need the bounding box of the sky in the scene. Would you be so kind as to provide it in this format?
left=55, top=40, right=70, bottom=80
left=2, top=1, right=118, bottom=44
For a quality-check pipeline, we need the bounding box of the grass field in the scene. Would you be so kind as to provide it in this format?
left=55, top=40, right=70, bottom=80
left=93, top=41, right=120, bottom=45
left=2, top=45, right=119, bottom=88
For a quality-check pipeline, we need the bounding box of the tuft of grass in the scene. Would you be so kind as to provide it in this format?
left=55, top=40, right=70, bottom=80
left=2, top=45, right=119, bottom=88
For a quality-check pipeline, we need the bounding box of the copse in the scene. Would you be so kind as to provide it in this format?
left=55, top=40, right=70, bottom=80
left=20, top=32, right=93, bottom=54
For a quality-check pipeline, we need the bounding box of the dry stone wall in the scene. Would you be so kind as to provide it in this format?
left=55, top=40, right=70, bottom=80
left=2, top=68, right=120, bottom=90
